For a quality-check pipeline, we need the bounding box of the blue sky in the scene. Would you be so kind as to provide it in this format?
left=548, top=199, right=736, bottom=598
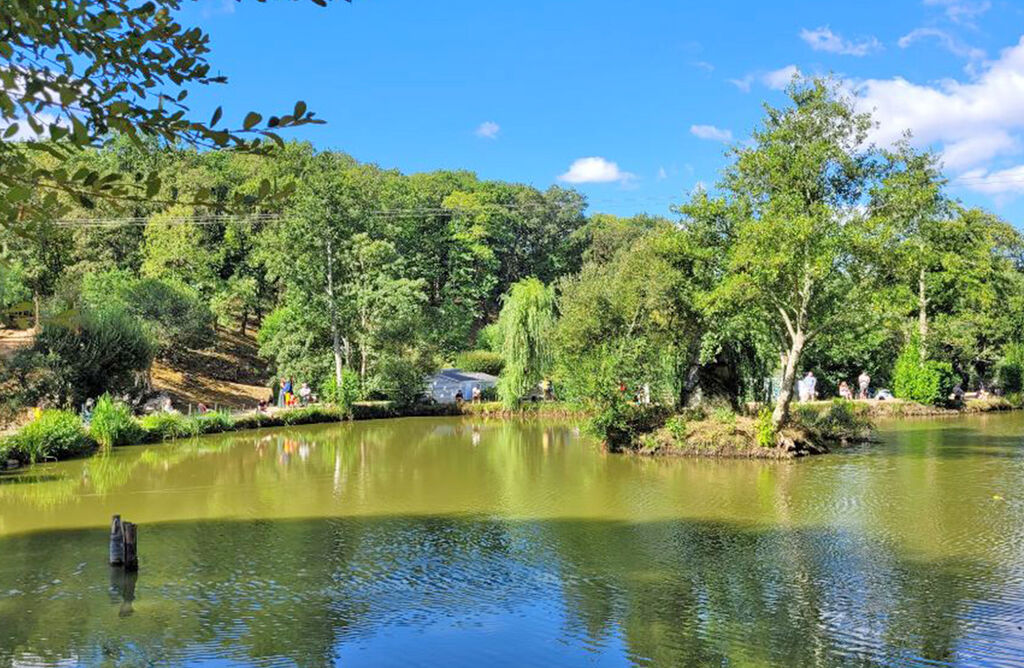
left=181, top=0, right=1024, bottom=222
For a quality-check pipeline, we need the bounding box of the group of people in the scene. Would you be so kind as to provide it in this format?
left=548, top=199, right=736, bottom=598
left=454, top=386, right=483, bottom=404
left=270, top=378, right=313, bottom=409
left=799, top=371, right=872, bottom=402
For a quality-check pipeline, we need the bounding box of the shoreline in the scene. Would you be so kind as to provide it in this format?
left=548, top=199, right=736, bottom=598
left=1, top=401, right=586, bottom=467
left=3, top=397, right=1019, bottom=468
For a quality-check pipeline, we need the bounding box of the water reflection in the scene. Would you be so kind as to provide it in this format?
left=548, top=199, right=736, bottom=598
left=0, top=415, right=1022, bottom=666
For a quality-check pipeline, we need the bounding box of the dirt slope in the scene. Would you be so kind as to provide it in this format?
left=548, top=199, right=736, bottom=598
left=152, top=330, right=271, bottom=411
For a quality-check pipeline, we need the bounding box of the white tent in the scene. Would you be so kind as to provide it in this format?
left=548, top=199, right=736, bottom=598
left=427, top=369, right=498, bottom=404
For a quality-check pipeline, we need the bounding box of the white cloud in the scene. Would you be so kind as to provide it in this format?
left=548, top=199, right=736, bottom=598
left=800, top=26, right=882, bottom=57
left=763, top=65, right=801, bottom=90
left=898, top=28, right=985, bottom=62
left=657, top=166, right=668, bottom=180
left=558, top=157, right=635, bottom=184
left=941, top=132, right=1019, bottom=171
left=729, top=74, right=755, bottom=92
left=730, top=65, right=800, bottom=93
left=954, top=165, right=1024, bottom=195
left=475, top=121, right=500, bottom=139
left=690, top=124, right=733, bottom=142
left=923, top=0, right=991, bottom=24
left=852, top=36, right=1024, bottom=192
left=691, top=61, right=715, bottom=73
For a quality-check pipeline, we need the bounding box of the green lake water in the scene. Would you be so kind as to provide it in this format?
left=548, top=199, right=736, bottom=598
left=1, top=414, right=1023, bottom=666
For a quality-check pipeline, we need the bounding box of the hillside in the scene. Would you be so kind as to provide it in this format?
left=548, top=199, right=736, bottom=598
left=153, top=330, right=271, bottom=411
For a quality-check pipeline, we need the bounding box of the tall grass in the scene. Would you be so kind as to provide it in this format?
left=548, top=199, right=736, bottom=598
left=90, top=394, right=143, bottom=448
left=5, top=410, right=95, bottom=463
left=138, top=412, right=200, bottom=440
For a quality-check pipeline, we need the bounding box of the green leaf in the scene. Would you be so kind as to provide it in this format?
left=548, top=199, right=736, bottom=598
left=243, top=111, right=262, bottom=130
left=5, top=185, right=30, bottom=202
left=211, top=106, right=222, bottom=127
left=146, top=175, right=161, bottom=198
left=3, top=123, right=18, bottom=139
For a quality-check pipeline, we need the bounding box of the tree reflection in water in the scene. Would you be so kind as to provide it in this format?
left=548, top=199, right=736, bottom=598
left=1, top=415, right=1023, bottom=666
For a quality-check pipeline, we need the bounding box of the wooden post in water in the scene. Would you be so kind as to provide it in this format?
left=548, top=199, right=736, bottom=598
left=122, top=521, right=139, bottom=571
left=109, top=515, right=124, bottom=566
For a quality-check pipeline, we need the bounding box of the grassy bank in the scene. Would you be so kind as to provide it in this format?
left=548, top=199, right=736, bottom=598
left=631, top=395, right=1022, bottom=459
left=635, top=400, right=875, bottom=459
left=0, top=400, right=581, bottom=466
left=784, top=396, right=1022, bottom=419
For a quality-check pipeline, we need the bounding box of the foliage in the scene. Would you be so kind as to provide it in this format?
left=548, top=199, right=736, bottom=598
left=0, top=0, right=322, bottom=233
left=258, top=304, right=332, bottom=386
left=792, top=399, right=872, bottom=441
left=755, top=407, right=775, bottom=448
left=321, top=368, right=361, bottom=416
left=81, top=270, right=215, bottom=352
left=453, top=350, right=504, bottom=376
left=13, top=306, right=154, bottom=408
left=665, top=415, right=688, bottom=441
left=89, top=394, right=142, bottom=448
left=589, top=395, right=667, bottom=452
left=893, top=340, right=957, bottom=406
left=681, top=78, right=880, bottom=429
left=5, top=410, right=94, bottom=463
left=996, top=343, right=1024, bottom=394
left=138, top=412, right=199, bottom=441
left=194, top=411, right=236, bottom=435
left=554, top=228, right=718, bottom=409
left=497, top=278, right=556, bottom=407
left=474, top=323, right=503, bottom=352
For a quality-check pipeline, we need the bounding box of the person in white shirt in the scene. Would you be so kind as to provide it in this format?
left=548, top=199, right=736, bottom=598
left=858, top=371, right=870, bottom=399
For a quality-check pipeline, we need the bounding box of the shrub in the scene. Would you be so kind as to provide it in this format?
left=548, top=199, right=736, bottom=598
left=82, top=271, right=215, bottom=353
left=893, top=349, right=956, bottom=406
left=755, top=406, right=775, bottom=448
left=27, top=306, right=154, bottom=408
left=996, top=343, right=1024, bottom=394
left=793, top=398, right=871, bottom=441
left=90, top=394, right=143, bottom=448
left=588, top=394, right=667, bottom=452
left=194, top=410, right=235, bottom=434
left=280, top=406, right=344, bottom=425
left=320, top=368, right=361, bottom=416
left=710, top=405, right=737, bottom=427
left=475, top=323, right=502, bottom=352
left=138, top=412, right=199, bottom=441
left=453, top=350, right=504, bottom=376
left=665, top=415, right=687, bottom=441
left=7, top=410, right=94, bottom=463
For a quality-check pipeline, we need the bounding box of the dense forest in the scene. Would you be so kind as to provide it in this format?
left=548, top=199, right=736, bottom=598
left=3, top=80, right=1024, bottom=445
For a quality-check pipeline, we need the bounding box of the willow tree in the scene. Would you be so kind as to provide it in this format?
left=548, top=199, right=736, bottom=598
left=689, top=78, right=880, bottom=429
left=496, top=277, right=556, bottom=407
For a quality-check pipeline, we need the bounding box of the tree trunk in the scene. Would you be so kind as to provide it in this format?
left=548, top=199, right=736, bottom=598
left=325, top=239, right=344, bottom=389
left=359, top=308, right=368, bottom=382
left=918, top=266, right=928, bottom=361
left=772, top=332, right=805, bottom=430
left=239, top=308, right=248, bottom=336
left=32, top=291, right=41, bottom=333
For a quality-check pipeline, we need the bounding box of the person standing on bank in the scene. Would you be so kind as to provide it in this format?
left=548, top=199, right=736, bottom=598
left=858, top=370, right=871, bottom=400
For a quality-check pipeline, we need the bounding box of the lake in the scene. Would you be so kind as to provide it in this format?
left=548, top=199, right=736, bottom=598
left=1, top=414, right=1023, bottom=666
